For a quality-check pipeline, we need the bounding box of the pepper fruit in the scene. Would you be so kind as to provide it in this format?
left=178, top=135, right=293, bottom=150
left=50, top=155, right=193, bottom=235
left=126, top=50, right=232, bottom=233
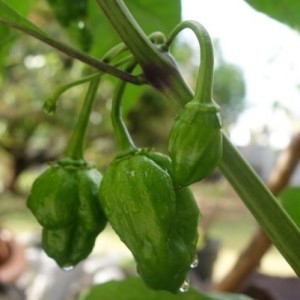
left=99, top=65, right=200, bottom=293
left=145, top=151, right=200, bottom=288
left=99, top=150, right=176, bottom=290
left=28, top=161, right=107, bottom=268
left=166, top=21, right=223, bottom=187
left=27, top=76, right=105, bottom=268
left=168, top=100, right=222, bottom=187
left=100, top=148, right=200, bottom=293
left=147, top=151, right=200, bottom=253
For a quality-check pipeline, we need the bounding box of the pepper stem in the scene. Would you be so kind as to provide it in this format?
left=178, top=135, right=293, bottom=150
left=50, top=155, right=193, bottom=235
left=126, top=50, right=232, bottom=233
left=43, top=72, right=101, bottom=114
left=66, top=74, right=102, bottom=161
left=165, top=20, right=214, bottom=103
left=111, top=62, right=138, bottom=156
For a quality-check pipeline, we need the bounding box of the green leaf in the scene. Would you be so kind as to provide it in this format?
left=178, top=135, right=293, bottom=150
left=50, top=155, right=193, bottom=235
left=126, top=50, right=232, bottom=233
left=78, top=277, right=253, bottom=300
left=244, top=0, right=300, bottom=30
left=126, top=0, right=181, bottom=33
left=42, top=0, right=180, bottom=55
left=3, top=0, right=34, bottom=16
left=0, top=24, right=12, bottom=68
left=87, top=0, right=181, bottom=57
left=0, top=0, right=180, bottom=103
left=84, top=0, right=181, bottom=113
left=0, top=0, right=48, bottom=36
left=278, top=187, right=300, bottom=227
left=0, top=0, right=34, bottom=71
left=0, top=0, right=141, bottom=83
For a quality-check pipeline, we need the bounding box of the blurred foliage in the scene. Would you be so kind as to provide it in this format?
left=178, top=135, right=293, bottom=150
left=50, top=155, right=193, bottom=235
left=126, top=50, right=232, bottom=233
left=244, top=0, right=300, bottom=31
left=79, top=276, right=253, bottom=300
left=0, top=0, right=181, bottom=56
left=278, top=187, right=300, bottom=227
left=213, top=63, right=245, bottom=128
left=127, top=87, right=177, bottom=152
left=0, top=20, right=114, bottom=192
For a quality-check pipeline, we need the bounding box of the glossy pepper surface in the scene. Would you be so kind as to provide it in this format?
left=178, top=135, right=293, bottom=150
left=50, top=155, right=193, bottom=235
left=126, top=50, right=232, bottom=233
left=168, top=100, right=222, bottom=187
left=99, top=149, right=200, bottom=293
left=166, top=21, right=223, bottom=187
left=27, top=160, right=107, bottom=268
left=99, top=62, right=201, bottom=293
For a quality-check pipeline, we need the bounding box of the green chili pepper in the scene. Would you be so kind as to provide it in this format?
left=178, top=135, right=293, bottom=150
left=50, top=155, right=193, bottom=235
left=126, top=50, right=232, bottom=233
left=143, top=151, right=200, bottom=290
left=28, top=161, right=106, bottom=268
left=167, top=21, right=223, bottom=187
left=99, top=64, right=200, bottom=292
left=27, top=76, right=107, bottom=268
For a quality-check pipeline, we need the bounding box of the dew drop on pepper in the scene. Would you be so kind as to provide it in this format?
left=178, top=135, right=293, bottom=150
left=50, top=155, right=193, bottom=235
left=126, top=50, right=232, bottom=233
left=190, top=255, right=199, bottom=268
left=179, top=279, right=190, bottom=293
left=62, top=265, right=74, bottom=272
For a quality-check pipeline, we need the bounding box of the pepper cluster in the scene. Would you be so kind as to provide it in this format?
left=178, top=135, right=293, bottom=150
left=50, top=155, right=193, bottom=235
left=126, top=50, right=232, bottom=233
left=27, top=21, right=222, bottom=293
left=99, top=147, right=200, bottom=293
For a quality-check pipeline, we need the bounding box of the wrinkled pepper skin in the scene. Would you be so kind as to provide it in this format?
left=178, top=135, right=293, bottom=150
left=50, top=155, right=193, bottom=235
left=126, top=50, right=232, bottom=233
left=27, top=161, right=107, bottom=268
left=147, top=151, right=200, bottom=281
left=99, top=149, right=200, bottom=293
left=42, top=223, right=99, bottom=268
left=168, top=100, right=223, bottom=187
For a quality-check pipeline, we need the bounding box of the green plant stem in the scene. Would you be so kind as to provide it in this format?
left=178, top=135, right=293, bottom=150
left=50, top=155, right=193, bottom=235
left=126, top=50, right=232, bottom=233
left=96, top=0, right=191, bottom=96
left=66, top=74, right=102, bottom=160
left=44, top=72, right=101, bottom=114
left=111, top=64, right=137, bottom=156
left=219, top=134, right=300, bottom=275
left=96, top=0, right=161, bottom=67
left=0, top=1, right=143, bottom=84
left=165, top=20, right=214, bottom=103
left=98, top=0, right=300, bottom=276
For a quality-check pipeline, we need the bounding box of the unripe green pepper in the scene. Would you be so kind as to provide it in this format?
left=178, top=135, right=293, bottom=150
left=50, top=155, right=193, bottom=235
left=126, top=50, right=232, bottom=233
left=27, top=76, right=105, bottom=268
left=168, top=100, right=222, bottom=187
left=27, top=162, right=78, bottom=229
left=166, top=21, right=223, bottom=187
left=99, top=149, right=200, bottom=292
left=99, top=149, right=179, bottom=291
left=42, top=224, right=100, bottom=268
left=138, top=151, right=201, bottom=291
left=27, top=161, right=107, bottom=268
left=100, top=69, right=200, bottom=292
left=146, top=151, right=200, bottom=255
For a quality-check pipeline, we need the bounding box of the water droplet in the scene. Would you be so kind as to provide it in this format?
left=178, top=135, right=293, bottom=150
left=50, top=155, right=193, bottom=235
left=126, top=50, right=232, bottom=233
left=179, top=279, right=190, bottom=293
left=62, top=265, right=74, bottom=272
left=78, top=20, right=85, bottom=29
left=190, top=255, right=199, bottom=268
